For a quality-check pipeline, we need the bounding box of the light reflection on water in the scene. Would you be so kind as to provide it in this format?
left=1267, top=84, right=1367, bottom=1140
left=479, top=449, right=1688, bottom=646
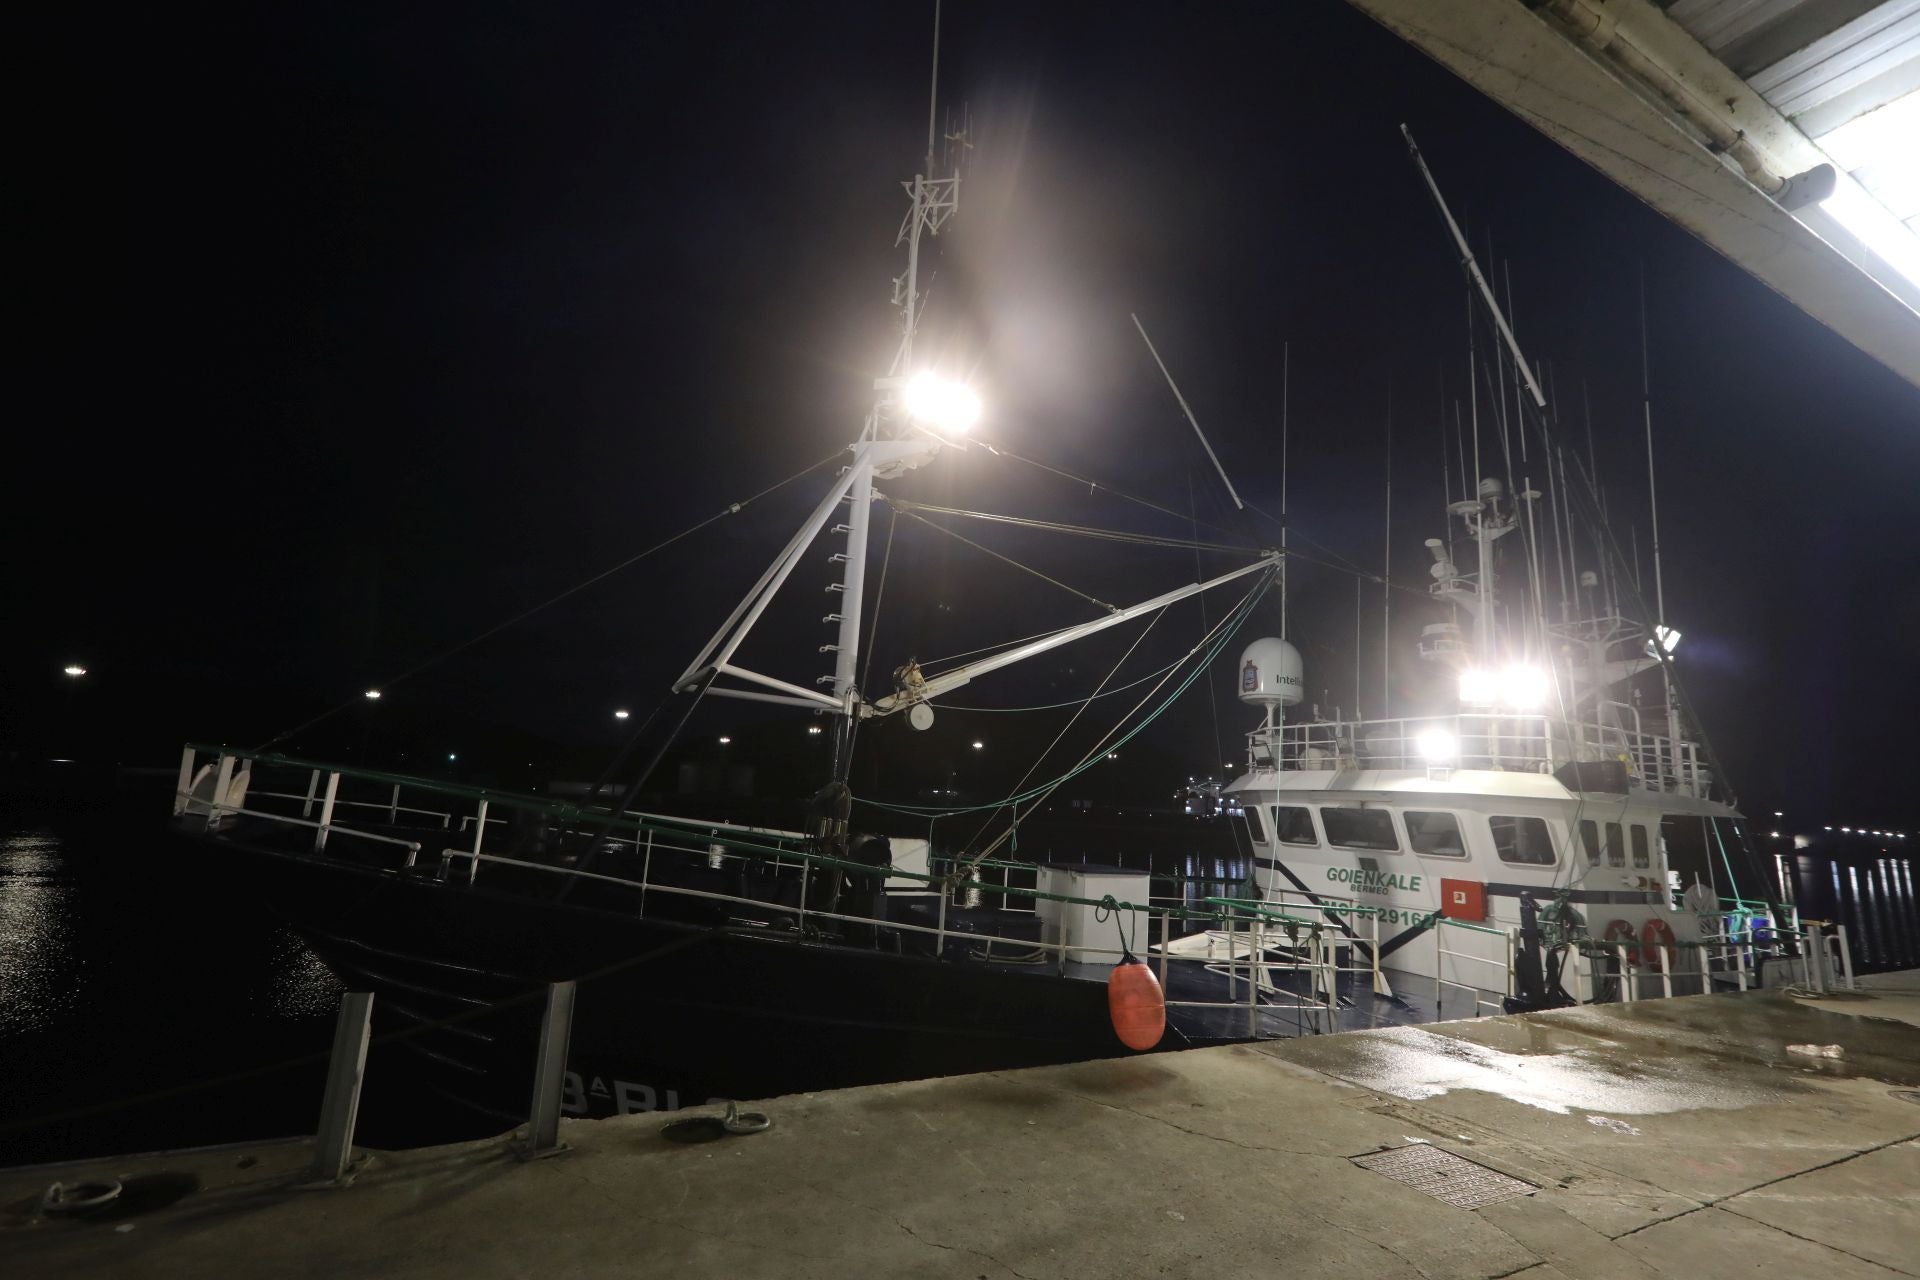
left=0, top=832, right=79, bottom=1035
left=264, top=925, right=345, bottom=1016
left=1823, top=854, right=1919, bottom=972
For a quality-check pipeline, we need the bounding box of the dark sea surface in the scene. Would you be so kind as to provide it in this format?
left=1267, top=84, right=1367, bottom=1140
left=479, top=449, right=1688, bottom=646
left=0, top=783, right=490, bottom=1168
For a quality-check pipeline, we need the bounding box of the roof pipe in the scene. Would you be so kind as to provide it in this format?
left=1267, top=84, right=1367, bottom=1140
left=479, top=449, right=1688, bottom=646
left=1532, top=0, right=1833, bottom=208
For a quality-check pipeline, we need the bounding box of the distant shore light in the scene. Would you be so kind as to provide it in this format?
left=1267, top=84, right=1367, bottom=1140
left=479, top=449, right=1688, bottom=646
left=614, top=709, right=630, bottom=720
left=63, top=664, right=87, bottom=677
left=364, top=689, right=382, bottom=699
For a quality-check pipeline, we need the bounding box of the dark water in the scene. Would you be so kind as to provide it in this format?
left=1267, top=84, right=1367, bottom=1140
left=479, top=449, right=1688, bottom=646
left=0, top=794, right=482, bottom=1167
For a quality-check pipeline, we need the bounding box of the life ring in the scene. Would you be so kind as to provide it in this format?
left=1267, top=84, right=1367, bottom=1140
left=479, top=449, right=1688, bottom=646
left=1640, top=918, right=1678, bottom=970
left=1602, top=918, right=1640, bottom=965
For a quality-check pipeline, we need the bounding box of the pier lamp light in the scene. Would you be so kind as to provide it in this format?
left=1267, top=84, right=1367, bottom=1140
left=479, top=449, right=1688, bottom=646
left=807, top=724, right=822, bottom=736
left=1496, top=664, right=1550, bottom=711
left=903, top=372, right=982, bottom=433
left=972, top=740, right=985, bottom=750
left=364, top=689, right=382, bottom=700
left=63, top=664, right=86, bottom=677
left=613, top=709, right=630, bottom=720
left=1415, top=727, right=1458, bottom=764
left=718, top=736, right=731, bottom=745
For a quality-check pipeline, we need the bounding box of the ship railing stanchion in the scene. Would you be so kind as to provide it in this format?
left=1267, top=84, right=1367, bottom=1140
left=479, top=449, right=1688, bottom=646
left=935, top=877, right=947, bottom=960
left=302, top=767, right=320, bottom=818
left=521, top=980, right=577, bottom=1160
left=1158, top=909, right=1171, bottom=991
left=1616, top=944, right=1635, bottom=1001
left=1804, top=922, right=1827, bottom=993
left=209, top=754, right=236, bottom=826
left=467, top=799, right=488, bottom=885
left=388, top=784, right=399, bottom=823
left=1835, top=924, right=1856, bottom=989
left=313, top=771, right=340, bottom=851
left=173, top=745, right=197, bottom=817
left=307, top=991, right=374, bottom=1187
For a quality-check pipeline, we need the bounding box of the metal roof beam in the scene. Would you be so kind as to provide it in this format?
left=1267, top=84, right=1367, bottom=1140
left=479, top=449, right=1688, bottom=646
left=1344, top=0, right=1920, bottom=392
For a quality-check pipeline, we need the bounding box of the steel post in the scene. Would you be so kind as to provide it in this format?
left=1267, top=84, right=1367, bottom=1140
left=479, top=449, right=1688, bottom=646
left=314, top=771, right=340, bottom=851
left=522, top=981, right=577, bottom=1159
left=310, top=992, right=374, bottom=1186
left=173, top=746, right=197, bottom=817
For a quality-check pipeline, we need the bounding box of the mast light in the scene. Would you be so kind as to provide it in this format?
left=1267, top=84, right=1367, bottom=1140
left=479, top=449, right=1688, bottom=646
left=903, top=372, right=981, bottom=433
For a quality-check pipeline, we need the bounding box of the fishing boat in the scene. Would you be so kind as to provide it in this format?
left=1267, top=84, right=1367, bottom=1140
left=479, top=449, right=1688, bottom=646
left=167, top=37, right=1833, bottom=1128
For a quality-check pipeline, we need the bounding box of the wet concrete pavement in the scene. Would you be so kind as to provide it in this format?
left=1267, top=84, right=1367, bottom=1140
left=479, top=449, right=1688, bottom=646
left=6, top=977, right=1917, bottom=1278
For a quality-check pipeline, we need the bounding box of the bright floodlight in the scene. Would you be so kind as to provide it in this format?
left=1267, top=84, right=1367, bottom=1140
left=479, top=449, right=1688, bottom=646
left=63, top=664, right=87, bottom=677
left=364, top=689, right=382, bottom=700
left=1414, top=727, right=1457, bottom=764
left=1646, top=624, right=1682, bottom=657
left=903, top=371, right=981, bottom=433
left=1457, top=668, right=1497, bottom=706
left=1496, top=665, right=1550, bottom=710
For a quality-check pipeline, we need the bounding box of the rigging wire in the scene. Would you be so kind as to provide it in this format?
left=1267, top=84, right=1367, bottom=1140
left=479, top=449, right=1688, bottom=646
left=885, top=500, right=1117, bottom=614
left=858, top=570, right=1269, bottom=823
left=253, top=448, right=848, bottom=753
left=947, top=578, right=1269, bottom=876
left=955, top=604, right=1169, bottom=859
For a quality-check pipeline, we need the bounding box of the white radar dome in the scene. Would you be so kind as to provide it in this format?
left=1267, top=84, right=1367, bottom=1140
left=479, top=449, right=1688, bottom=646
left=1237, top=638, right=1303, bottom=707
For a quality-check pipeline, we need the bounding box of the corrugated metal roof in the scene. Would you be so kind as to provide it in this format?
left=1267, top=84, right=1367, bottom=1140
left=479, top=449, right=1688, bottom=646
left=1667, top=0, right=1920, bottom=272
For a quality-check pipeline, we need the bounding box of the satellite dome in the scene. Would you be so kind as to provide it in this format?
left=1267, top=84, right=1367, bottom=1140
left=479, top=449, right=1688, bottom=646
left=1236, top=638, right=1303, bottom=708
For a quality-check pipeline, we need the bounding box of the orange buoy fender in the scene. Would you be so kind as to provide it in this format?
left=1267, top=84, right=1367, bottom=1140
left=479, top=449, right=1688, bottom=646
left=1640, top=917, right=1678, bottom=970
left=1108, top=958, right=1166, bottom=1051
left=1602, top=918, right=1639, bottom=965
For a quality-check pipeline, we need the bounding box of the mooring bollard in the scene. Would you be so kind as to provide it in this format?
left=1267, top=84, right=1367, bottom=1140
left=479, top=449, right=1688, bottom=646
left=521, top=981, right=577, bottom=1159
left=310, top=991, right=375, bottom=1186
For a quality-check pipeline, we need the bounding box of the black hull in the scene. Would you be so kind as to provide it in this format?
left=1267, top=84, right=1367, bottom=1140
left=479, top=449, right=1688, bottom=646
left=185, top=824, right=1170, bottom=1123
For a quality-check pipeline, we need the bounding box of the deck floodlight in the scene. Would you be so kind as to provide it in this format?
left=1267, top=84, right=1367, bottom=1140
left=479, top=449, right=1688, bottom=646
left=63, top=664, right=87, bottom=677
left=1496, top=664, right=1550, bottom=711
left=1646, top=625, right=1682, bottom=657
left=1415, top=727, right=1457, bottom=764
left=903, top=371, right=981, bottom=433
left=1458, top=668, right=1497, bottom=706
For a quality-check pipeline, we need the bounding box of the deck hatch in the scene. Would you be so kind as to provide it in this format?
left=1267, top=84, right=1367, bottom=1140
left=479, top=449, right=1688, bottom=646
left=1350, top=1144, right=1535, bottom=1209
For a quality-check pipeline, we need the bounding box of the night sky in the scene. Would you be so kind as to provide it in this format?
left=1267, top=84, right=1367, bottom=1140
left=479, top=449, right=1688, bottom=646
left=9, top=1, right=1918, bottom=833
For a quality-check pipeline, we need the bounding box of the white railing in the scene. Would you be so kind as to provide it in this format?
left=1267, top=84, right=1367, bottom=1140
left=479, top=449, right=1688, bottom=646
left=1246, top=713, right=1711, bottom=797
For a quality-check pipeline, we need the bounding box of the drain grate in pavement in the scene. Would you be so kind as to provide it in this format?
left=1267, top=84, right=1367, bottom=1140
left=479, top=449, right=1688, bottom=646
left=1351, top=1144, right=1536, bottom=1209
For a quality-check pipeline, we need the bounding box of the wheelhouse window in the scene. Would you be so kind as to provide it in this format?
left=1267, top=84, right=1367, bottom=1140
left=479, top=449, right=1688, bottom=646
left=1630, top=824, right=1651, bottom=869
left=1273, top=805, right=1319, bottom=846
left=1580, top=819, right=1601, bottom=866
left=1320, top=806, right=1398, bottom=852
left=1242, top=806, right=1267, bottom=845
left=1490, top=815, right=1555, bottom=866
left=1404, top=810, right=1466, bottom=857
left=1604, top=822, right=1625, bottom=867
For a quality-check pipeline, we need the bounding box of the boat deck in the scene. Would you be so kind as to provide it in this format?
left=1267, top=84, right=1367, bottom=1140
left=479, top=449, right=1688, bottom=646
left=11, top=974, right=1915, bottom=1279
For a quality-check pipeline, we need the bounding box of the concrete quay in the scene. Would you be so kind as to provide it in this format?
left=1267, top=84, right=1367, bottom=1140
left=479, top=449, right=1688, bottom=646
left=6, top=975, right=1917, bottom=1279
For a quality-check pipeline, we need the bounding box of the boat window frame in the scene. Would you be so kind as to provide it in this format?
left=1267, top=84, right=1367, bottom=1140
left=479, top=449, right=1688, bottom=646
left=1403, top=809, right=1468, bottom=858
left=1241, top=805, right=1268, bottom=846
left=1604, top=821, right=1626, bottom=867
left=1579, top=819, right=1602, bottom=866
left=1490, top=814, right=1557, bottom=867
left=1271, top=804, right=1320, bottom=847
left=1318, top=805, right=1401, bottom=854
left=1630, top=824, right=1651, bottom=869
